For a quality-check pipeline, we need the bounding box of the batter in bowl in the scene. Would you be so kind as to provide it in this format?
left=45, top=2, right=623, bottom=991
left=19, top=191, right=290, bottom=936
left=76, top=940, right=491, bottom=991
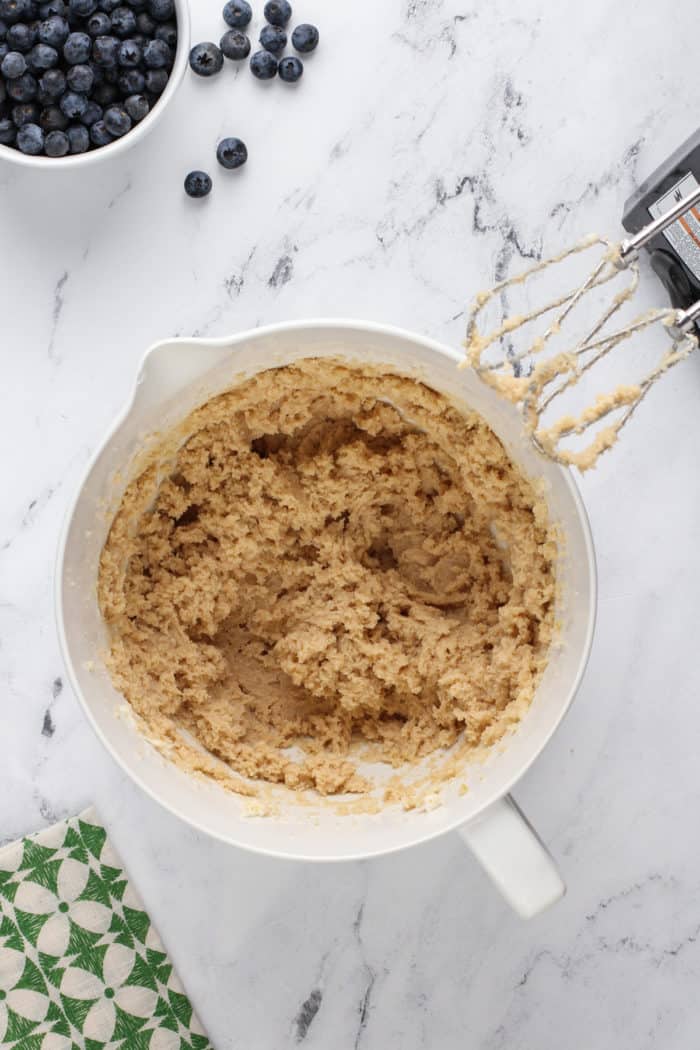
left=98, top=359, right=556, bottom=800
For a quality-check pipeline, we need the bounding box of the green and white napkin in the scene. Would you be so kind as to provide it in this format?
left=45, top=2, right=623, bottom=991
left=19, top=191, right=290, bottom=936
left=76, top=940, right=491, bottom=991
left=0, top=808, right=214, bottom=1050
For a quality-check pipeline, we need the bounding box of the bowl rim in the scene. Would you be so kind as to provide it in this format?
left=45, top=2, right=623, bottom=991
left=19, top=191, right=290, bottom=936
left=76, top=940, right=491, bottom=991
left=0, top=0, right=191, bottom=170
left=55, top=317, right=598, bottom=861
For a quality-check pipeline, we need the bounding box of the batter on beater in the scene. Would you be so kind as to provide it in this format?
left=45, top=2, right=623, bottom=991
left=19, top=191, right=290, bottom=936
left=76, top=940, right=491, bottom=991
left=98, top=359, right=556, bottom=800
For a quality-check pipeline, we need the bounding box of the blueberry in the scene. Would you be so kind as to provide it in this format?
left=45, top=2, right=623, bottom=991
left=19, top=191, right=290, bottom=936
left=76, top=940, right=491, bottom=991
left=16, top=120, right=43, bottom=152
left=40, top=102, right=67, bottom=128
left=117, top=37, right=140, bottom=65
left=0, top=0, right=34, bottom=24
left=7, top=70, right=36, bottom=98
left=0, top=40, right=7, bottom=59
left=110, top=5, right=135, bottom=36
left=153, top=20, right=175, bottom=47
left=91, top=78, right=115, bottom=102
left=68, top=0, right=96, bottom=15
left=12, top=99, right=38, bottom=123
left=117, top=66, right=143, bottom=92
left=143, top=65, right=165, bottom=93
left=263, top=0, right=290, bottom=27
left=0, top=115, right=16, bottom=142
left=222, top=0, right=250, bottom=28
left=1, top=49, right=26, bottom=76
left=189, top=41, right=221, bottom=77
left=291, top=23, right=317, bottom=53
left=26, top=41, right=57, bottom=68
left=102, top=100, right=129, bottom=134
left=220, top=28, right=248, bottom=60
left=143, top=36, right=168, bottom=67
left=99, top=0, right=120, bottom=11
left=7, top=22, right=37, bottom=51
left=66, top=60, right=92, bottom=90
left=184, top=169, right=211, bottom=197
left=123, top=90, right=146, bottom=119
left=259, top=24, right=285, bottom=53
left=63, top=31, right=90, bottom=62
left=89, top=116, right=111, bottom=144
left=86, top=9, right=108, bottom=33
left=38, top=15, right=67, bottom=47
left=147, top=0, right=172, bottom=20
left=44, top=126, right=68, bottom=153
left=249, top=48, right=276, bottom=78
left=92, top=33, right=118, bottom=65
left=0, top=17, right=6, bottom=37
left=38, top=0, right=66, bottom=15
left=79, top=97, right=100, bottom=122
left=59, top=88, right=86, bottom=116
left=278, top=54, right=302, bottom=81
left=66, top=120, right=88, bottom=150
left=134, top=10, right=153, bottom=33
left=216, top=135, right=246, bottom=169
left=38, top=65, right=63, bottom=95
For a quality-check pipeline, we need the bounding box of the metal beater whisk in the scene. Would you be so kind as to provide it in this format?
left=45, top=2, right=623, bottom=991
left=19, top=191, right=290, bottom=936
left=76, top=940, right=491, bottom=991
left=462, top=185, right=700, bottom=470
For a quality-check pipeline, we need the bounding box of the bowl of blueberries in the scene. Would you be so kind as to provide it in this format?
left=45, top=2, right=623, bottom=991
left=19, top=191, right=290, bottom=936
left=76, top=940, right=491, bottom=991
left=0, top=0, right=190, bottom=165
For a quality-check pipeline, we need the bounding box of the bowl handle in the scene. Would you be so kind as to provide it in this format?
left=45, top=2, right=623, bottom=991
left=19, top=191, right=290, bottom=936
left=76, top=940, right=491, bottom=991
left=458, top=795, right=565, bottom=918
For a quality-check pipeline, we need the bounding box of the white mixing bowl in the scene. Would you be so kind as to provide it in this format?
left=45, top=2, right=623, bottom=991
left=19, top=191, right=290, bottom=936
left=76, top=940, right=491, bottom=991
left=56, top=319, right=596, bottom=918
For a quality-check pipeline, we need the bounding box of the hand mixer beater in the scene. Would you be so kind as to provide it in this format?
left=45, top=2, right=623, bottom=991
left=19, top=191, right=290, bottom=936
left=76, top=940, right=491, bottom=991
left=463, top=136, right=700, bottom=470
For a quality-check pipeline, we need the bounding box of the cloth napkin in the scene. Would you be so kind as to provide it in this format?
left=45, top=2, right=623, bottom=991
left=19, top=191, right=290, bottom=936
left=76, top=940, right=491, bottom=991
left=0, top=808, right=213, bottom=1050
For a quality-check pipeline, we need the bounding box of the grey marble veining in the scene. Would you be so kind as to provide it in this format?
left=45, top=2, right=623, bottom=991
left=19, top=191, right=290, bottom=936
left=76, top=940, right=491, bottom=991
left=3, top=0, right=700, bottom=1046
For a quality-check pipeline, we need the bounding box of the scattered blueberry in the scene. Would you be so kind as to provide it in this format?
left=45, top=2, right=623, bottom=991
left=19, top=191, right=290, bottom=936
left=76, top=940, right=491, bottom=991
left=263, top=0, right=291, bottom=27
left=11, top=98, right=37, bottom=122
left=189, top=41, right=222, bottom=77
left=63, top=30, right=90, bottom=62
left=0, top=115, right=16, bottom=141
left=143, top=65, right=165, bottom=92
left=147, top=0, right=172, bottom=20
left=102, top=100, right=128, bottom=134
left=216, top=135, right=246, bottom=169
left=58, top=87, right=85, bottom=116
left=278, top=54, right=302, bottom=81
left=38, top=14, right=68, bottom=46
left=222, top=0, right=251, bottom=29
left=7, top=21, right=36, bottom=50
left=65, top=59, right=91, bottom=89
left=88, top=115, right=111, bottom=143
left=220, top=28, right=249, bottom=60
left=184, top=168, right=211, bottom=197
left=291, top=22, right=317, bottom=53
left=1, top=48, right=25, bottom=75
left=116, top=36, right=140, bottom=65
left=86, top=10, right=109, bottom=34
left=6, top=70, right=36, bottom=98
left=117, top=65, right=142, bottom=92
left=16, top=119, right=43, bottom=152
left=66, top=119, right=87, bottom=149
left=110, top=5, right=135, bottom=37
left=123, top=89, right=146, bottom=119
left=27, top=41, right=57, bottom=68
left=37, top=64, right=63, bottom=94
left=68, top=0, right=96, bottom=16
left=249, top=48, right=276, bottom=78
left=259, top=24, right=285, bottom=54
left=79, top=96, right=99, bottom=122
left=44, top=125, right=67, bottom=152
left=142, top=35, right=167, bottom=67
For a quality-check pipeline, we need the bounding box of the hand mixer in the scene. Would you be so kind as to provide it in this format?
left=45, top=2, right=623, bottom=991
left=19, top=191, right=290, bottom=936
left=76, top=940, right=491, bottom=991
left=462, top=131, right=700, bottom=470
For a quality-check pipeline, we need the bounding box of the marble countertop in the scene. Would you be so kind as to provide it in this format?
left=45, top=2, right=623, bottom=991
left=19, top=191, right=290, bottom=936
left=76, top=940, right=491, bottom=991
left=3, top=0, right=700, bottom=1046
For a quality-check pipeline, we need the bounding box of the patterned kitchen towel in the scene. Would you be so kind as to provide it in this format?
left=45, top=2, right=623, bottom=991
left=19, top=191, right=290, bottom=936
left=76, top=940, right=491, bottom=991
left=0, top=808, right=214, bottom=1050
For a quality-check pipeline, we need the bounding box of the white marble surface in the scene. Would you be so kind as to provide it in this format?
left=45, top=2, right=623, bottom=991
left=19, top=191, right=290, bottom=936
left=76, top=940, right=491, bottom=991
left=3, top=0, right=700, bottom=1045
